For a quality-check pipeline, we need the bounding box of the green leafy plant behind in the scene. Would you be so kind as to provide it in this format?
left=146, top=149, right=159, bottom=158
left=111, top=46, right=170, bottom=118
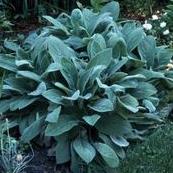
left=0, top=1, right=173, bottom=172
left=165, top=0, right=173, bottom=29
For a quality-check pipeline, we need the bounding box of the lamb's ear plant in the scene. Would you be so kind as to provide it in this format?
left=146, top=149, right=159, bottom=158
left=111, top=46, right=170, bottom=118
left=0, top=1, right=173, bottom=172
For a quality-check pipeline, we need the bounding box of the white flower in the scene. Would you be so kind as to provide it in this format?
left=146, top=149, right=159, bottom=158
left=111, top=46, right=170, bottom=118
left=152, top=15, right=159, bottom=20
left=143, top=23, right=152, bottom=30
left=160, top=22, right=167, bottom=28
left=163, top=29, right=170, bottom=35
left=16, top=154, right=23, bottom=162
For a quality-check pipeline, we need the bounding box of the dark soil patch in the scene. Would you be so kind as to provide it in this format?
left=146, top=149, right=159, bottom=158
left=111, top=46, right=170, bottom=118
left=24, top=147, right=70, bottom=173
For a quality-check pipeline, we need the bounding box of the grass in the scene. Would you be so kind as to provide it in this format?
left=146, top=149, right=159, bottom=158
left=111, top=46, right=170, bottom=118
left=117, top=122, right=173, bottom=173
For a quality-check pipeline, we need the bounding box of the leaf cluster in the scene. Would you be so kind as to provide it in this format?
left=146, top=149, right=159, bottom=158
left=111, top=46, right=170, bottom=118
left=0, top=1, right=173, bottom=172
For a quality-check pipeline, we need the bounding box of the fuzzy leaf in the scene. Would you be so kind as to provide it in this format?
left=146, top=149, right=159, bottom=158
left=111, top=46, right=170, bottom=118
left=88, top=98, right=114, bottom=113
left=87, top=48, right=112, bottom=69
left=110, top=136, right=129, bottom=147
left=56, top=135, right=70, bottom=164
left=143, top=99, right=156, bottom=113
left=46, top=106, right=61, bottom=123
left=138, top=36, right=156, bottom=68
left=94, top=143, right=119, bottom=168
left=45, top=114, right=79, bottom=136
left=62, top=90, right=80, bottom=101
left=96, top=115, right=132, bottom=136
left=100, top=1, right=120, bottom=21
left=10, top=96, right=37, bottom=111
left=60, top=58, right=78, bottom=89
left=42, top=89, right=63, bottom=104
left=28, top=82, right=46, bottom=96
left=0, top=54, right=17, bottom=72
left=126, top=28, right=144, bottom=52
left=21, top=116, right=44, bottom=143
left=131, top=82, right=157, bottom=99
left=73, top=138, right=96, bottom=164
left=83, top=114, right=101, bottom=126
left=118, top=94, right=139, bottom=113
left=43, top=15, right=69, bottom=34
left=87, top=34, right=106, bottom=59
left=17, top=71, right=41, bottom=82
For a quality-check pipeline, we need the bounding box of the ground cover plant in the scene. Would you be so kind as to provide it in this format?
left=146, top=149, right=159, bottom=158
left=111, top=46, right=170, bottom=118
left=0, top=0, right=173, bottom=173
left=118, top=121, right=173, bottom=173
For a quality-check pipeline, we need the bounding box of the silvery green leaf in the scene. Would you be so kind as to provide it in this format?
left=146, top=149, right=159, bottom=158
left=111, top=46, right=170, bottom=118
left=96, top=114, right=132, bottom=136
left=96, top=78, right=125, bottom=93
left=94, top=143, right=119, bottom=168
left=131, top=82, right=157, bottom=99
left=110, top=136, right=129, bottom=147
left=138, top=36, right=156, bottom=68
left=83, top=114, right=101, bottom=126
left=108, top=57, right=128, bottom=76
left=87, top=48, right=112, bottom=69
left=21, top=116, right=44, bottom=143
left=47, top=36, right=75, bottom=63
left=71, top=9, right=84, bottom=26
left=118, top=94, right=139, bottom=113
left=156, top=47, right=173, bottom=66
left=120, top=74, right=146, bottom=81
left=73, top=138, right=96, bottom=164
left=46, top=106, right=61, bottom=123
left=0, top=54, right=17, bottom=72
left=130, top=68, right=164, bottom=79
left=15, top=60, right=33, bottom=68
left=62, top=90, right=80, bottom=101
left=143, top=99, right=156, bottom=113
left=87, top=34, right=106, bottom=59
left=42, top=63, right=59, bottom=77
left=88, top=65, right=106, bottom=86
left=107, top=34, right=127, bottom=58
left=100, top=1, right=120, bottom=21
left=45, top=114, right=79, bottom=136
left=78, top=65, right=105, bottom=94
left=82, top=9, right=98, bottom=34
left=79, top=93, right=92, bottom=100
left=56, top=135, right=70, bottom=164
left=54, top=82, right=70, bottom=93
left=71, top=144, right=81, bottom=173
left=4, top=76, right=30, bottom=93
left=60, top=58, right=78, bottom=89
left=42, top=89, right=63, bottom=104
left=43, top=16, right=69, bottom=34
left=10, top=96, right=38, bottom=111
left=28, top=82, right=46, bottom=96
left=2, top=85, right=23, bottom=94
left=0, top=98, right=16, bottom=114
left=125, top=28, right=144, bottom=52
left=4, top=39, right=19, bottom=51
left=65, top=36, right=84, bottom=49
left=88, top=98, right=114, bottom=113
left=17, top=71, right=41, bottom=82
left=24, top=31, right=38, bottom=45
left=82, top=9, right=110, bottom=34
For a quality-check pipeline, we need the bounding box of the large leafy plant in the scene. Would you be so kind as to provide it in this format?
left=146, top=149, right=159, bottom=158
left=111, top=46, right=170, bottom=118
left=0, top=1, right=173, bottom=172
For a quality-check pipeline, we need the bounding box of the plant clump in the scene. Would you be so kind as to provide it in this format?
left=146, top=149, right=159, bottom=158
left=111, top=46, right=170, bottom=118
left=0, top=1, right=173, bottom=172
